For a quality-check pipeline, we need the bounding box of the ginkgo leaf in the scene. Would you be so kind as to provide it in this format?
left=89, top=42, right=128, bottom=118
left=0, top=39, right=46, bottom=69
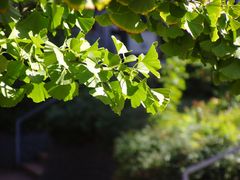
left=0, top=82, right=26, bottom=107
left=129, top=0, right=157, bottom=14
left=142, top=44, right=161, bottom=78
left=27, top=83, right=50, bottom=103
left=111, top=35, right=128, bottom=54
left=117, top=0, right=130, bottom=6
left=107, top=1, right=147, bottom=34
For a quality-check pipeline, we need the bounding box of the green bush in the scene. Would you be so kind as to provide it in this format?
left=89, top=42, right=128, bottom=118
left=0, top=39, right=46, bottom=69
left=44, top=89, right=148, bottom=143
left=114, top=99, right=240, bottom=180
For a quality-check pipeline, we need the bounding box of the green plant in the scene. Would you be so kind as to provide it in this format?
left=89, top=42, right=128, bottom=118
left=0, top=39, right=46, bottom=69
left=1, top=0, right=240, bottom=115
left=160, top=56, right=188, bottom=109
left=44, top=88, right=149, bottom=143
left=114, top=99, right=240, bottom=180
left=0, top=0, right=169, bottom=115
left=97, top=0, right=240, bottom=95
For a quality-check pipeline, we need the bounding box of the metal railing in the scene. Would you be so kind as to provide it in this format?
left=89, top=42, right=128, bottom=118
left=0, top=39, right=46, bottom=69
left=15, top=99, right=57, bottom=165
left=182, top=144, right=240, bottom=180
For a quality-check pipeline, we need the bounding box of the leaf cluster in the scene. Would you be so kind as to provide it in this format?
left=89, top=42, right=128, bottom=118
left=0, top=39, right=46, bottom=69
left=96, top=0, right=240, bottom=96
left=0, top=0, right=169, bottom=115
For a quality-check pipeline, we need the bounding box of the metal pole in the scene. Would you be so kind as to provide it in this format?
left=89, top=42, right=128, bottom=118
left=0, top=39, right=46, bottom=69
left=15, top=99, right=57, bottom=165
left=182, top=144, right=240, bottom=180
left=15, top=119, right=21, bottom=165
left=182, top=171, right=189, bottom=180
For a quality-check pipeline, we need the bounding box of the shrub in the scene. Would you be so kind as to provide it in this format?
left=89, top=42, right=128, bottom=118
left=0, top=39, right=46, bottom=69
left=44, top=89, right=148, bottom=144
left=114, top=99, right=240, bottom=180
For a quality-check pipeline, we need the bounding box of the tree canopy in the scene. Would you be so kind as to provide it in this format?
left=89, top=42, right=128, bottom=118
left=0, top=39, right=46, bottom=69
left=0, top=0, right=239, bottom=114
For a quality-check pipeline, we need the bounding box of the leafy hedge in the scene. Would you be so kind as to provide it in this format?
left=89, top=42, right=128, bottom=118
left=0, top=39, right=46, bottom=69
left=114, top=99, right=240, bottom=180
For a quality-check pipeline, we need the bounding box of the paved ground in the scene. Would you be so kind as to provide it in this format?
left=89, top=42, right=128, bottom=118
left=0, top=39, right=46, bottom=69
left=0, top=170, right=34, bottom=180
left=41, top=142, right=115, bottom=180
left=0, top=141, right=115, bottom=180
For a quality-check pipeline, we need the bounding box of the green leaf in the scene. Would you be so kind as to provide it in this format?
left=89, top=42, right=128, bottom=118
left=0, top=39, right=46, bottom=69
left=44, top=52, right=58, bottom=66
left=230, top=4, right=240, bottom=17
left=142, top=88, right=170, bottom=114
left=64, top=82, right=79, bottom=101
left=26, top=65, right=45, bottom=83
left=136, top=62, right=150, bottom=78
left=206, top=0, right=221, bottom=27
left=130, top=81, right=147, bottom=108
left=200, top=40, right=215, bottom=52
left=125, top=55, right=137, bottom=63
left=210, top=27, right=219, bottom=42
left=95, top=13, right=112, bottom=26
left=53, top=47, right=69, bottom=69
left=169, top=3, right=186, bottom=18
left=117, top=73, right=138, bottom=96
left=27, top=83, right=50, bottom=103
left=184, top=15, right=204, bottom=39
left=212, top=41, right=236, bottom=57
left=116, top=0, right=130, bottom=6
left=166, top=27, right=184, bottom=39
left=69, top=38, right=81, bottom=53
left=111, top=35, right=128, bottom=54
left=99, top=70, right=113, bottom=82
left=90, top=87, right=111, bottom=105
left=128, top=0, right=157, bottom=14
left=69, top=64, right=94, bottom=84
left=93, top=0, right=111, bottom=10
left=107, top=1, right=147, bottom=34
left=160, top=42, right=180, bottom=57
left=160, top=35, right=194, bottom=58
left=219, top=61, right=240, bottom=80
left=29, top=31, right=45, bottom=48
left=51, top=5, right=64, bottom=29
left=156, top=24, right=184, bottom=39
left=230, top=18, right=240, bottom=31
left=104, top=51, right=121, bottom=67
left=16, top=11, right=49, bottom=37
left=39, top=0, right=47, bottom=8
left=0, top=55, right=9, bottom=73
left=76, top=17, right=95, bottom=34
left=159, top=2, right=179, bottom=25
left=92, top=81, right=126, bottom=115
left=4, top=61, right=26, bottom=85
left=6, top=42, right=20, bottom=59
left=142, top=44, right=161, bottom=78
left=151, top=88, right=170, bottom=111
left=108, top=81, right=125, bottom=115
left=45, top=82, right=78, bottom=101
left=0, top=82, right=26, bottom=108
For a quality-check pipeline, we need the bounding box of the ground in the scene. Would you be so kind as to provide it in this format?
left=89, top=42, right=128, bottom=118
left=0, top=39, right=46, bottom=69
left=0, top=141, right=115, bottom=180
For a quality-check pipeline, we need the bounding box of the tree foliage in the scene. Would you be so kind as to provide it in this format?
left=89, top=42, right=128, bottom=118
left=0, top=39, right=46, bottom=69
left=0, top=0, right=170, bottom=115
left=98, top=0, right=240, bottom=92
left=0, top=0, right=240, bottom=114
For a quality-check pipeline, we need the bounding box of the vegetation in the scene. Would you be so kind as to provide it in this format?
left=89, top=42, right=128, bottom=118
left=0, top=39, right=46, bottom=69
left=44, top=89, right=148, bottom=143
left=0, top=0, right=240, bottom=114
left=1, top=1, right=240, bottom=178
left=114, top=98, right=240, bottom=180
left=0, top=0, right=170, bottom=115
